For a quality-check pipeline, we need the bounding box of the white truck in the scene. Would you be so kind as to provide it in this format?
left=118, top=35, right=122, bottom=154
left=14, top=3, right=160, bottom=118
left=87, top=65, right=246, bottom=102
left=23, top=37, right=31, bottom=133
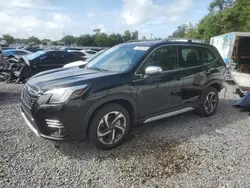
left=210, top=32, right=250, bottom=95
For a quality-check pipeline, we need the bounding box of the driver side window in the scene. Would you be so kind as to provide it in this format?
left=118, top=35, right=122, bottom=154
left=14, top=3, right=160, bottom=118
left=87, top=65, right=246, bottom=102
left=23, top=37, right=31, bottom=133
left=139, top=46, right=177, bottom=74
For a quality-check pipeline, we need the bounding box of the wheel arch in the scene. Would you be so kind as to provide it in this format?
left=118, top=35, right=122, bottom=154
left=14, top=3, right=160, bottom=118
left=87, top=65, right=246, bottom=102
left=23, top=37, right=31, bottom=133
left=83, top=94, right=137, bottom=134
left=204, top=80, right=224, bottom=93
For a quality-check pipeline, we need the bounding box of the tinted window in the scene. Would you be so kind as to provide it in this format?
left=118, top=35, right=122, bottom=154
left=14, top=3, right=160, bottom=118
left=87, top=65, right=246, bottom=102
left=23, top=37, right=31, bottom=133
left=86, top=50, right=96, bottom=54
left=201, top=48, right=217, bottom=63
left=179, top=46, right=203, bottom=68
left=140, top=46, right=177, bottom=73
left=60, top=52, right=81, bottom=62
left=38, top=52, right=57, bottom=64
left=72, top=51, right=86, bottom=57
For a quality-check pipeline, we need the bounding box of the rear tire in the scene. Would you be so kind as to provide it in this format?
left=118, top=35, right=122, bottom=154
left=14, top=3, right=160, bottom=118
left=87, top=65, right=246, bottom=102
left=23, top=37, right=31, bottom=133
left=88, top=103, right=130, bottom=150
left=195, top=87, right=219, bottom=117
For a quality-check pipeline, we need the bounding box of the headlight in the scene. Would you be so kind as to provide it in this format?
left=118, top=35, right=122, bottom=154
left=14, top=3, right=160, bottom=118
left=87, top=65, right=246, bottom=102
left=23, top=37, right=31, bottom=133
left=44, top=84, right=88, bottom=104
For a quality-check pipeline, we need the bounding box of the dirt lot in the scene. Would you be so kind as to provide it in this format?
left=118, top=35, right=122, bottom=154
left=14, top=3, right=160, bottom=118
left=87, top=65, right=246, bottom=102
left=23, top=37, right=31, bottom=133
left=1, top=83, right=250, bottom=188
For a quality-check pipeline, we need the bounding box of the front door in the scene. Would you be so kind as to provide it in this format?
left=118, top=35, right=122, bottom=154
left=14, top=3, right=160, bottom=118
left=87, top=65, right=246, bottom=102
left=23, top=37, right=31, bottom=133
left=132, top=45, right=184, bottom=118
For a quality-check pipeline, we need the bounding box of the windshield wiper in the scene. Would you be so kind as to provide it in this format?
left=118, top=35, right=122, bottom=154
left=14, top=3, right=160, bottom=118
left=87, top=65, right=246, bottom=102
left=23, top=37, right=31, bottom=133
left=86, top=66, right=108, bottom=72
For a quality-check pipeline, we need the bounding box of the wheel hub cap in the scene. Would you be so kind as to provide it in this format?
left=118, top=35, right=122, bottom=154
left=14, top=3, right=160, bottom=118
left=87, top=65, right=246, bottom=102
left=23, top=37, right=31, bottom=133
left=204, top=91, right=218, bottom=113
left=97, top=111, right=126, bottom=145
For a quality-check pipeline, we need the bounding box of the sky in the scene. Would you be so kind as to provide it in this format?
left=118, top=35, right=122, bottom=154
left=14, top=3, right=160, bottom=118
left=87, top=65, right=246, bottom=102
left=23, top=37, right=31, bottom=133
left=0, top=0, right=212, bottom=40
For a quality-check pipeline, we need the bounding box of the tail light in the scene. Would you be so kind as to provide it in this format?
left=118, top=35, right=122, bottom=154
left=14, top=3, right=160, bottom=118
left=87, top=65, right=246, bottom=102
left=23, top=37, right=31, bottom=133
left=82, top=57, right=87, bottom=61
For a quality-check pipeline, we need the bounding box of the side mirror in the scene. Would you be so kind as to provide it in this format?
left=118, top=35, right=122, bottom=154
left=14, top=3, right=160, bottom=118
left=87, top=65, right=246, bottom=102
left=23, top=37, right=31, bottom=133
left=145, top=66, right=162, bottom=75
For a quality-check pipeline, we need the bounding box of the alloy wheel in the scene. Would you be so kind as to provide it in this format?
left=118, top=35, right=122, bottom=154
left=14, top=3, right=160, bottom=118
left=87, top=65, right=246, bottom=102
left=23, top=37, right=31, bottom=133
left=204, top=91, right=218, bottom=114
left=97, top=111, right=126, bottom=145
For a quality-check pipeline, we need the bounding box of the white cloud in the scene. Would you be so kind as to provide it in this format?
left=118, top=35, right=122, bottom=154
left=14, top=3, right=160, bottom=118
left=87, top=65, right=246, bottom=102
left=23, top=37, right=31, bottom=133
left=0, top=11, right=72, bottom=40
left=121, top=0, right=193, bottom=25
left=3, top=0, right=63, bottom=10
left=87, top=12, right=95, bottom=18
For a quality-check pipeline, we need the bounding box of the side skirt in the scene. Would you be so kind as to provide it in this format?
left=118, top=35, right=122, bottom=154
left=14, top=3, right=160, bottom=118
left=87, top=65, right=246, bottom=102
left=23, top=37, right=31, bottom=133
left=143, top=107, right=194, bottom=123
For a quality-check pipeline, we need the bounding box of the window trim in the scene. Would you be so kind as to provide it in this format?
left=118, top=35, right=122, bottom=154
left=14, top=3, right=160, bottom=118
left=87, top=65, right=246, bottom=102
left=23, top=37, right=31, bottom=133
left=135, top=44, right=219, bottom=76
left=135, top=44, right=178, bottom=75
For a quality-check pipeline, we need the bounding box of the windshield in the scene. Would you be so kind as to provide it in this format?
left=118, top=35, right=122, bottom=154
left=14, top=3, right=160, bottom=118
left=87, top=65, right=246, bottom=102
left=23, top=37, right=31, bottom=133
left=26, top=51, right=46, bottom=60
left=87, top=50, right=106, bottom=62
left=86, top=44, right=149, bottom=72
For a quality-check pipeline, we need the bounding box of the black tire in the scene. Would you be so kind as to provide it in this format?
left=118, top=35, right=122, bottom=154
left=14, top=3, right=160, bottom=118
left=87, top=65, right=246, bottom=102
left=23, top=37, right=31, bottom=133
left=88, top=103, right=131, bottom=149
left=195, top=87, right=219, bottom=117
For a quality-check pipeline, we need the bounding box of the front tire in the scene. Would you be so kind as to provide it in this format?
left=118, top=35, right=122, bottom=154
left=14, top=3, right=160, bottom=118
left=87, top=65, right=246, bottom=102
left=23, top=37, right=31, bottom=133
left=195, top=87, right=219, bottom=117
left=88, top=103, right=130, bottom=149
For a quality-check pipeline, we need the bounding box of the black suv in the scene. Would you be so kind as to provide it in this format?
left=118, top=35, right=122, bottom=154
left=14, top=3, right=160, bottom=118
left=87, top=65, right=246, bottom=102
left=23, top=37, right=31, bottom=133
left=21, top=39, right=226, bottom=149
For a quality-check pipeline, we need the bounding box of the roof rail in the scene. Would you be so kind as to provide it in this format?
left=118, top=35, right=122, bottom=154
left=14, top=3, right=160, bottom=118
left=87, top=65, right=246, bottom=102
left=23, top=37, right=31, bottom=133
left=163, top=38, right=209, bottom=44
left=125, top=39, right=161, bottom=43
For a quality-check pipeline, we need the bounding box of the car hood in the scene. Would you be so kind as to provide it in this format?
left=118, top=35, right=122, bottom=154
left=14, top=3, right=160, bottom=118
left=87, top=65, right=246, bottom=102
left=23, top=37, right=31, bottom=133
left=27, top=67, right=118, bottom=92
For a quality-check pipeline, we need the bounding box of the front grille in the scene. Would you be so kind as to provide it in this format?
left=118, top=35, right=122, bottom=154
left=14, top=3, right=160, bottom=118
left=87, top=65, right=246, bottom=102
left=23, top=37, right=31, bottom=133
left=21, top=85, right=39, bottom=109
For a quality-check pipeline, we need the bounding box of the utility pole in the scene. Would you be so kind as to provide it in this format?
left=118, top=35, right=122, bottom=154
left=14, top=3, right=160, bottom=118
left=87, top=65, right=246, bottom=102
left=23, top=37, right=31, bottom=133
left=150, top=33, right=153, bottom=40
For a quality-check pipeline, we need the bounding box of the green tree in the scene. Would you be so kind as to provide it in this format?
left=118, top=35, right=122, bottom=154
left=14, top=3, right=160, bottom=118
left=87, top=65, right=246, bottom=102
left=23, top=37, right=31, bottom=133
left=52, top=41, right=58, bottom=45
left=93, top=29, right=101, bottom=35
left=123, top=30, right=131, bottom=41
left=76, top=34, right=94, bottom=46
left=27, top=36, right=41, bottom=45
left=131, top=31, right=139, bottom=40
left=170, top=24, right=188, bottom=38
left=142, top=36, right=147, bottom=40
left=2, top=34, right=15, bottom=44
left=61, top=35, right=75, bottom=45
left=184, top=23, right=201, bottom=39
left=94, top=33, right=109, bottom=46
left=108, top=33, right=123, bottom=46
left=209, top=0, right=236, bottom=12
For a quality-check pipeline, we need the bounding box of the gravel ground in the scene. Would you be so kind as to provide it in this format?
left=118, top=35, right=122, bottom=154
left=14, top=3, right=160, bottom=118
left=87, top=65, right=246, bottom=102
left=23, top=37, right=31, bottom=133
left=1, top=83, right=250, bottom=188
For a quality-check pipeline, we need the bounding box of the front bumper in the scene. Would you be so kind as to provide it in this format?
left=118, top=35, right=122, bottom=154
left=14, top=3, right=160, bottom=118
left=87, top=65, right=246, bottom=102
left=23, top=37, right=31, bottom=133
left=21, top=101, right=88, bottom=141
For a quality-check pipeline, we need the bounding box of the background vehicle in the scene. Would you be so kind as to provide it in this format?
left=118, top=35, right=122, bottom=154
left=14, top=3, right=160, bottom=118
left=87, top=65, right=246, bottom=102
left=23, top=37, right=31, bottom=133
left=14, top=50, right=82, bottom=82
left=21, top=39, right=225, bottom=149
left=63, top=49, right=107, bottom=68
left=3, top=49, right=32, bottom=57
left=68, top=50, right=90, bottom=61
left=0, top=40, right=8, bottom=47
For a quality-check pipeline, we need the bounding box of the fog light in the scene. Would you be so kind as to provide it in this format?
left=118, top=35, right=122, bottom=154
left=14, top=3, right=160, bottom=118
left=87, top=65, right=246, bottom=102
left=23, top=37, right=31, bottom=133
left=45, top=119, right=63, bottom=128
left=45, top=119, right=68, bottom=137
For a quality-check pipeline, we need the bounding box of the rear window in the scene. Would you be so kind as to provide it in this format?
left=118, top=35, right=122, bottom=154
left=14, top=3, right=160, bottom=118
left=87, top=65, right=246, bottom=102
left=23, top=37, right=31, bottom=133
left=85, top=50, right=96, bottom=54
left=201, top=48, right=217, bottom=63
left=72, top=51, right=86, bottom=56
left=179, top=46, right=203, bottom=68
left=27, top=51, right=46, bottom=60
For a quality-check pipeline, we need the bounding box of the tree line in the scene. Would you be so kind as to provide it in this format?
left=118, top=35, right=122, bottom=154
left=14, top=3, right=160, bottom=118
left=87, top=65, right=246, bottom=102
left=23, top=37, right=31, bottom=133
left=170, top=0, right=249, bottom=40
left=0, top=30, right=140, bottom=47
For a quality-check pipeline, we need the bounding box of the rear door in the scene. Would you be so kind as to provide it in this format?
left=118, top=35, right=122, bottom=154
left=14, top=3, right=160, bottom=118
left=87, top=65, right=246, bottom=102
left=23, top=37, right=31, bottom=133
left=177, top=45, right=211, bottom=104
